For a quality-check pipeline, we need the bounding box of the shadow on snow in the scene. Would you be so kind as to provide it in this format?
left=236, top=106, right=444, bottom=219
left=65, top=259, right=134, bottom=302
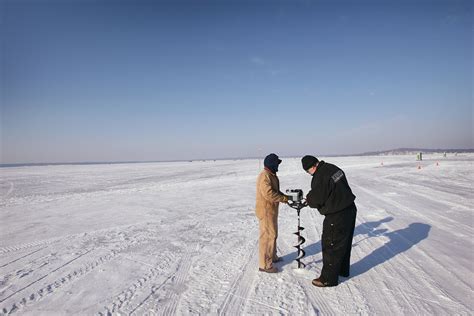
left=279, top=215, right=431, bottom=279
left=349, top=221, right=431, bottom=278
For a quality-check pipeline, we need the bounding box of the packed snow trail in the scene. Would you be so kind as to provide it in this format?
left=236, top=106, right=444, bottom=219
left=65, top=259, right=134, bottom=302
left=0, top=154, right=472, bottom=315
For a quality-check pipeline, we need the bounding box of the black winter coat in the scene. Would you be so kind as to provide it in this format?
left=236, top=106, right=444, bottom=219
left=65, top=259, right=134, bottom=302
left=306, top=161, right=356, bottom=215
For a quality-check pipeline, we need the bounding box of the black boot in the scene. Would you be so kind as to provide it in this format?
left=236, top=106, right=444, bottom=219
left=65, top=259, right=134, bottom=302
left=312, top=277, right=337, bottom=287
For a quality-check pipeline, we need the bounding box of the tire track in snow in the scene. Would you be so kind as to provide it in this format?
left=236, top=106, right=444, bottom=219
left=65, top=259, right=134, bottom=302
left=217, top=240, right=258, bottom=315
left=0, top=249, right=93, bottom=314
left=350, top=197, right=470, bottom=314
left=352, top=182, right=472, bottom=292
left=1, top=249, right=55, bottom=281
left=0, top=221, right=160, bottom=256
left=382, top=176, right=471, bottom=211
left=101, top=267, right=163, bottom=315
left=0, top=224, right=155, bottom=295
left=355, top=230, right=423, bottom=315
left=98, top=252, right=176, bottom=315
left=353, top=178, right=473, bottom=233
left=0, top=247, right=48, bottom=269
left=166, top=219, right=259, bottom=314
left=156, top=246, right=198, bottom=316
left=126, top=235, right=213, bottom=315
left=374, top=236, right=469, bottom=313
left=0, top=247, right=52, bottom=296
left=100, top=220, right=206, bottom=315
left=0, top=238, right=63, bottom=256
left=352, top=199, right=460, bottom=314
left=0, top=230, right=153, bottom=315
left=127, top=242, right=200, bottom=316
left=125, top=274, right=174, bottom=316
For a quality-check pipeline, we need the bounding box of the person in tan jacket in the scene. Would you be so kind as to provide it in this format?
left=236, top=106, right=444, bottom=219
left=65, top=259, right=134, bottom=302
left=255, top=153, right=289, bottom=273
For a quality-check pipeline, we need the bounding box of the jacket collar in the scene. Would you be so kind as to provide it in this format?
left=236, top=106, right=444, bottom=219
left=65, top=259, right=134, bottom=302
left=264, top=167, right=276, bottom=175
left=313, top=161, right=324, bottom=175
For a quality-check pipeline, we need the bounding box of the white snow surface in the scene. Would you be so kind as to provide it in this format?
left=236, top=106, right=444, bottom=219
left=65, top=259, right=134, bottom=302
left=0, top=154, right=473, bottom=315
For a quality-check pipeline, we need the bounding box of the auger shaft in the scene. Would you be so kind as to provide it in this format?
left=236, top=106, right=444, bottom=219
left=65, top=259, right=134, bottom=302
left=293, top=209, right=306, bottom=268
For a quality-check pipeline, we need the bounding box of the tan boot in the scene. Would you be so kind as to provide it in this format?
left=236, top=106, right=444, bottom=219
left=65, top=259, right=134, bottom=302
left=259, top=266, right=279, bottom=273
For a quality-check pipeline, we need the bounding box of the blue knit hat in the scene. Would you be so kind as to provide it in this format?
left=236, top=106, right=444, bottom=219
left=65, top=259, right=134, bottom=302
left=264, top=153, right=282, bottom=172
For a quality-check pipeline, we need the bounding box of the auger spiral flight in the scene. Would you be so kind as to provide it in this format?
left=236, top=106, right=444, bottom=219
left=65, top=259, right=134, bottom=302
left=286, top=189, right=308, bottom=269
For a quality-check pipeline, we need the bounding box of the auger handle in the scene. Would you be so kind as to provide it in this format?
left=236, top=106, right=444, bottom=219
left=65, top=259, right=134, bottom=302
left=287, top=199, right=308, bottom=211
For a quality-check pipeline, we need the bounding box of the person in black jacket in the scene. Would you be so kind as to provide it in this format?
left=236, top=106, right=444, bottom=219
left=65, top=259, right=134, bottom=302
left=302, top=155, right=357, bottom=287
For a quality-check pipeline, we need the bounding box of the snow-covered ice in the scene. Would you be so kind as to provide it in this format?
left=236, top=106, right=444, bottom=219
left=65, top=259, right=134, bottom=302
left=0, top=154, right=473, bottom=315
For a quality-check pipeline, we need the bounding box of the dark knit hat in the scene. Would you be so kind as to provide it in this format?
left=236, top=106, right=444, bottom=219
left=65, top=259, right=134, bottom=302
left=301, top=155, right=319, bottom=170
left=264, top=153, right=282, bottom=173
left=264, top=153, right=282, bottom=166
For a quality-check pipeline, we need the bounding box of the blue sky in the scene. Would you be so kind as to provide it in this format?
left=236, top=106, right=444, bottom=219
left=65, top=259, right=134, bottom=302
left=2, top=0, right=472, bottom=163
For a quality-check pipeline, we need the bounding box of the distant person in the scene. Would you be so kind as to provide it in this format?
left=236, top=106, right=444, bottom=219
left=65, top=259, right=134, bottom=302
left=255, top=153, right=289, bottom=273
left=301, top=155, right=357, bottom=287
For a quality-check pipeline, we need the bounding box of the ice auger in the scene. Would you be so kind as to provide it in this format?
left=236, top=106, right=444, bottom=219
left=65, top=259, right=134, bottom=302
left=286, top=189, right=308, bottom=269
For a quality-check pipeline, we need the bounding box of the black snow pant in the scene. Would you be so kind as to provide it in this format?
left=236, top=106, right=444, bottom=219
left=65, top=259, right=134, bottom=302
left=320, top=202, right=357, bottom=285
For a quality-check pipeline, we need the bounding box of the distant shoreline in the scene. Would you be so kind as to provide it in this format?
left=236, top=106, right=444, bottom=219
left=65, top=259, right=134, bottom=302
left=1, top=148, right=473, bottom=168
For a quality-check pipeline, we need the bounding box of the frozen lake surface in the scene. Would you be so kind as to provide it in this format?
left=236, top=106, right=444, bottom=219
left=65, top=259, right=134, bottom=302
left=1, top=154, right=473, bottom=315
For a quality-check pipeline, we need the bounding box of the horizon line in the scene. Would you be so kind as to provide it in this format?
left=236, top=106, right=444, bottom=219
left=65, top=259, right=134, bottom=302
left=2, top=147, right=473, bottom=168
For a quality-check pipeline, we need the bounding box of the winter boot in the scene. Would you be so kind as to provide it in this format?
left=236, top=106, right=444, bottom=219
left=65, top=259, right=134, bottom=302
left=312, top=277, right=337, bottom=287
left=259, top=266, right=279, bottom=273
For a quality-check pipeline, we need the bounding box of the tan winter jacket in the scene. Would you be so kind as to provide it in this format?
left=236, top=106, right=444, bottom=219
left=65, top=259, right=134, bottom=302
left=255, top=169, right=288, bottom=219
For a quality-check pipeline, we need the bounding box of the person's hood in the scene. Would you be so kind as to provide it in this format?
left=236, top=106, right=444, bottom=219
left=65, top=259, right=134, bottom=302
left=264, top=153, right=282, bottom=173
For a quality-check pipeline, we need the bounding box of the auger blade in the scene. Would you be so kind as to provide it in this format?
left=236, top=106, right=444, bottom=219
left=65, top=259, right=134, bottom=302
left=293, top=229, right=304, bottom=235
left=298, top=236, right=306, bottom=244
left=297, top=261, right=306, bottom=268
left=293, top=209, right=306, bottom=269
left=296, top=249, right=306, bottom=259
left=295, top=239, right=305, bottom=247
left=294, top=235, right=305, bottom=246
